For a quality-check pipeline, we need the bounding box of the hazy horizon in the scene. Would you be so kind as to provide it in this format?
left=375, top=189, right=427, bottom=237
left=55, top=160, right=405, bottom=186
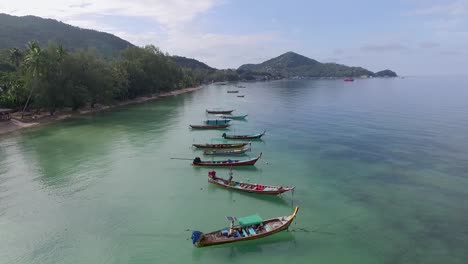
left=1, top=0, right=467, bottom=76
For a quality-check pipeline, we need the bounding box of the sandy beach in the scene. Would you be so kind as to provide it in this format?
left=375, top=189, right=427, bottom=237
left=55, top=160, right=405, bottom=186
left=0, top=86, right=202, bottom=136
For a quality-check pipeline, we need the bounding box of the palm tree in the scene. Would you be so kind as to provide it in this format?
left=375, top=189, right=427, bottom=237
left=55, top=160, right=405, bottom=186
left=21, top=41, right=43, bottom=118
left=8, top=48, right=22, bottom=68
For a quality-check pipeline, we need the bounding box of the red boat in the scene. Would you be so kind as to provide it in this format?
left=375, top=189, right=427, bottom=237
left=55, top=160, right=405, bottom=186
left=192, top=142, right=250, bottom=149
left=193, top=153, right=262, bottom=167
left=206, top=109, right=234, bottom=114
left=344, top=78, right=354, bottom=82
left=208, top=171, right=294, bottom=195
left=190, top=124, right=230, bottom=129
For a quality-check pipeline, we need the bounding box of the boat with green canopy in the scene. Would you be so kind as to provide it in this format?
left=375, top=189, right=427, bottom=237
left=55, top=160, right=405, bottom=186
left=191, top=207, right=299, bottom=247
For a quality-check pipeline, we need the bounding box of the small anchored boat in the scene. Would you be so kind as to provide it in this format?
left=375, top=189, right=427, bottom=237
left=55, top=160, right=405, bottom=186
left=344, top=78, right=354, bottom=82
left=216, top=114, right=248, bottom=120
left=192, top=142, right=250, bottom=149
left=191, top=206, right=299, bottom=247
left=206, top=109, right=234, bottom=114
left=208, top=170, right=295, bottom=195
left=227, top=90, right=239, bottom=93
left=204, top=119, right=231, bottom=125
left=192, top=153, right=262, bottom=167
left=190, top=124, right=230, bottom=129
left=203, top=147, right=250, bottom=155
left=222, top=130, right=265, bottom=140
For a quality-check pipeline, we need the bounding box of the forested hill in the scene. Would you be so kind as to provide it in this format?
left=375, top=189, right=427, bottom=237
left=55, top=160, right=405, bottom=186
left=0, top=13, right=134, bottom=57
left=171, top=56, right=214, bottom=71
left=238, top=51, right=397, bottom=77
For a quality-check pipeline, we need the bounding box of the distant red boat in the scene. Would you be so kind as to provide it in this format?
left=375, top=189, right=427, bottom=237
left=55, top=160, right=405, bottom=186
left=344, top=78, right=354, bottom=82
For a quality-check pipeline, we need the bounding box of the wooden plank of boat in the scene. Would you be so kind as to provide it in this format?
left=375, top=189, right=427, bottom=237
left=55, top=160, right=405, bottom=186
left=203, top=147, right=250, bottom=155
left=227, top=90, right=239, bottom=93
left=190, top=124, right=230, bottom=129
left=208, top=170, right=294, bottom=195
left=192, top=142, right=250, bottom=149
left=206, top=109, right=234, bottom=114
left=222, top=130, right=265, bottom=140
left=204, top=119, right=231, bottom=125
left=192, top=153, right=262, bottom=167
left=217, top=114, right=248, bottom=120
left=191, top=206, right=299, bottom=247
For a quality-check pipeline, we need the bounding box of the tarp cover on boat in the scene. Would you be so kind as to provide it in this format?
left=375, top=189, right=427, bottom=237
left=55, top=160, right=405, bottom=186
left=238, top=214, right=263, bottom=227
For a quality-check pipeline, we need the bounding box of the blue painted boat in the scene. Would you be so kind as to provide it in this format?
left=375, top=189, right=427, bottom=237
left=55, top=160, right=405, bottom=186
left=205, top=119, right=231, bottom=125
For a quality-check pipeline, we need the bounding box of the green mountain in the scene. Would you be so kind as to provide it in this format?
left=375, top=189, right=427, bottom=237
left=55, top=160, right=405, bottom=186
left=375, top=69, right=398, bottom=77
left=238, top=51, right=396, bottom=77
left=170, top=56, right=214, bottom=71
left=0, top=13, right=134, bottom=57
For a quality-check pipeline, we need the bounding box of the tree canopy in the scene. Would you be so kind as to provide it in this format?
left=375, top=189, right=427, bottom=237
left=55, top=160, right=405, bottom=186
left=0, top=42, right=202, bottom=114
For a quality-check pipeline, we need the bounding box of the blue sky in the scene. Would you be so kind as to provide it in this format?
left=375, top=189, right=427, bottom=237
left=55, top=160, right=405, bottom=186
left=1, top=0, right=468, bottom=75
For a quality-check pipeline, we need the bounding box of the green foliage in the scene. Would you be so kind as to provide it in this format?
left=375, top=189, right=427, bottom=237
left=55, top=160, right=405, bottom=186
left=375, top=69, right=398, bottom=77
left=0, top=42, right=201, bottom=113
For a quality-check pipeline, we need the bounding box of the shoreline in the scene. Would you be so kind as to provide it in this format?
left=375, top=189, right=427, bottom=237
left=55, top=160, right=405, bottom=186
left=0, top=86, right=203, bottom=137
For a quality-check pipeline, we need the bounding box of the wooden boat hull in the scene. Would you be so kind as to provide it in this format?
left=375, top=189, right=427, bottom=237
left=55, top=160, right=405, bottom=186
left=190, top=124, right=230, bottom=129
left=206, top=109, right=234, bottom=114
left=192, top=207, right=299, bottom=247
left=208, top=173, right=294, bottom=195
left=193, top=153, right=262, bottom=167
left=203, top=147, right=250, bottom=155
left=217, top=114, right=248, bottom=120
left=192, top=142, right=250, bottom=149
left=222, top=131, right=265, bottom=140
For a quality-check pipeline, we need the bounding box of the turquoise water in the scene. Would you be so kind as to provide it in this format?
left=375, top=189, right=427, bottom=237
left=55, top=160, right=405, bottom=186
left=1, top=78, right=468, bottom=263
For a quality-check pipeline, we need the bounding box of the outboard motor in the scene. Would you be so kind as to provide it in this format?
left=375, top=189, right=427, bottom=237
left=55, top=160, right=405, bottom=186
left=208, top=171, right=216, bottom=178
left=191, top=231, right=204, bottom=245
left=222, top=133, right=226, bottom=138
left=193, top=157, right=202, bottom=163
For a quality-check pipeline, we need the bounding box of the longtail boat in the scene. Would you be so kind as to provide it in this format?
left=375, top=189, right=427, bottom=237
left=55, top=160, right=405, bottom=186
left=344, top=78, right=354, bottom=82
left=192, top=153, right=262, bottom=167
left=222, top=130, right=265, bottom=140
left=204, top=119, right=231, bottom=125
left=216, top=114, right=248, bottom=120
left=206, top=109, right=234, bottom=114
left=237, top=95, right=245, bottom=98
left=208, top=170, right=295, bottom=195
left=191, top=207, right=299, bottom=247
left=190, top=124, right=230, bottom=129
left=192, top=142, right=250, bottom=149
left=227, top=90, right=239, bottom=93
left=203, top=147, right=250, bottom=155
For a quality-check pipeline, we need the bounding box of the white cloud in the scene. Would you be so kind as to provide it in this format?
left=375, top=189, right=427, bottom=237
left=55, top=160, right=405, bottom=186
left=407, top=0, right=468, bottom=16
left=0, top=0, right=219, bottom=29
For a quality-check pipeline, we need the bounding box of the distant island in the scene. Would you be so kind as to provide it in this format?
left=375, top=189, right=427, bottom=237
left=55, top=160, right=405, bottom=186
left=238, top=51, right=397, bottom=78
left=0, top=13, right=398, bottom=127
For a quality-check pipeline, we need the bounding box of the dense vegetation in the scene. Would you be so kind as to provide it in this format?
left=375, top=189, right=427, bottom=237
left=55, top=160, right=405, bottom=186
left=0, top=13, right=133, bottom=58
left=375, top=69, right=398, bottom=77
left=238, top=51, right=397, bottom=78
left=0, top=42, right=200, bottom=115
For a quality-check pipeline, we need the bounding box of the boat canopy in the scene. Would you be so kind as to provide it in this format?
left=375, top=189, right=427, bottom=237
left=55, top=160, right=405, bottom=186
left=238, top=214, right=263, bottom=227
